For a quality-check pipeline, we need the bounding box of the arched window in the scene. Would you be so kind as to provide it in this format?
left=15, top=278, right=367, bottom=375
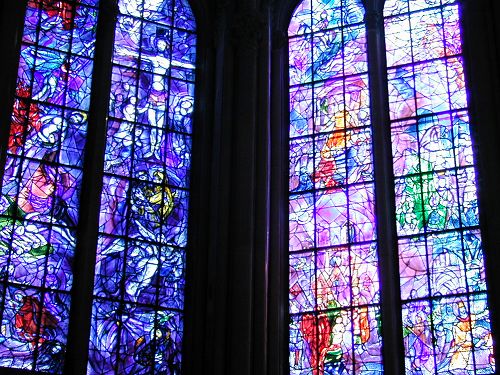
left=88, top=0, right=196, bottom=372
left=0, top=0, right=100, bottom=371
left=384, top=0, right=494, bottom=372
left=288, top=1, right=383, bottom=373
left=288, top=0, right=495, bottom=374
left=0, top=0, right=197, bottom=373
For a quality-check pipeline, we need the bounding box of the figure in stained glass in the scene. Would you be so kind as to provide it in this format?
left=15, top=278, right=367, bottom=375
left=10, top=83, right=42, bottom=154
left=15, top=295, right=58, bottom=345
left=28, top=0, right=79, bottom=31
left=133, top=313, right=181, bottom=373
left=0, top=0, right=98, bottom=371
left=314, top=111, right=351, bottom=188
left=448, top=301, right=475, bottom=371
left=289, top=0, right=383, bottom=373
left=385, top=0, right=495, bottom=373
left=403, top=301, right=433, bottom=374
left=88, top=0, right=195, bottom=372
left=113, top=24, right=194, bottom=158
left=323, top=315, right=347, bottom=375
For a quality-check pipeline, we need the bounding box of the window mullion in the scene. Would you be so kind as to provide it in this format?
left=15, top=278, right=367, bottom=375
left=363, top=1, right=405, bottom=374
left=63, top=1, right=118, bottom=373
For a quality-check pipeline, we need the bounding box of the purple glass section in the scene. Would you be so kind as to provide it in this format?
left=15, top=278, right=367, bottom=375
left=385, top=1, right=495, bottom=373
left=288, top=0, right=382, bottom=373
left=88, top=0, right=196, bottom=373
left=0, top=0, right=99, bottom=371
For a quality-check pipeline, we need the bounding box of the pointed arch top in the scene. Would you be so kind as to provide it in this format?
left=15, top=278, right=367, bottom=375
left=288, top=0, right=365, bottom=37
left=116, top=0, right=196, bottom=30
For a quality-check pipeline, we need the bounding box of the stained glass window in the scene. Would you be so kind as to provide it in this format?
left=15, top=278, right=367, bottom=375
left=288, top=1, right=384, bottom=373
left=289, top=0, right=495, bottom=374
left=87, top=0, right=196, bottom=373
left=0, top=0, right=99, bottom=371
left=0, top=0, right=196, bottom=373
left=384, top=0, right=494, bottom=373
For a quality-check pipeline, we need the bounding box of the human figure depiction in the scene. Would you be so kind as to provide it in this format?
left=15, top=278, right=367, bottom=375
left=450, top=301, right=475, bottom=371
left=10, top=82, right=42, bottom=154
left=15, top=296, right=58, bottom=345
left=314, top=110, right=352, bottom=188
left=28, top=0, right=79, bottom=30
left=300, top=310, right=347, bottom=375
left=114, top=27, right=195, bottom=159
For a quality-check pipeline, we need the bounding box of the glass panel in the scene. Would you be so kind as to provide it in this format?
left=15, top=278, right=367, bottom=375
left=384, top=1, right=495, bottom=374
left=0, top=1, right=99, bottom=371
left=288, top=1, right=383, bottom=373
left=87, top=0, right=196, bottom=373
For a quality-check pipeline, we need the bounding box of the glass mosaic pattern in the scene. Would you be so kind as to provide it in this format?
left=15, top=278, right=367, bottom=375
left=384, top=0, right=495, bottom=373
left=0, top=0, right=99, bottom=372
left=87, top=0, right=196, bottom=373
left=288, top=1, right=383, bottom=373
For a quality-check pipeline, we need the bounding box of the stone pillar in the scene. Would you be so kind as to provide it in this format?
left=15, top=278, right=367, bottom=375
left=192, top=0, right=274, bottom=373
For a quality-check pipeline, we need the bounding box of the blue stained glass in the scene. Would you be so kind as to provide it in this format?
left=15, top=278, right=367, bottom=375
left=104, top=120, right=132, bottom=168
left=164, top=132, right=192, bottom=187
left=88, top=299, right=120, bottom=373
left=80, top=0, right=99, bottom=6
left=168, top=80, right=195, bottom=133
left=173, top=0, right=195, bottom=30
left=118, top=0, right=144, bottom=18
left=89, top=0, right=196, bottom=373
left=0, top=1, right=99, bottom=371
left=290, top=85, right=314, bottom=137
left=289, top=0, right=313, bottom=36
left=98, top=176, right=129, bottom=236
left=28, top=1, right=78, bottom=52
left=88, top=299, right=183, bottom=374
left=70, top=6, right=99, bottom=57
left=22, top=6, right=40, bottom=45
left=144, top=0, right=173, bottom=24
left=64, top=56, right=94, bottom=110
left=113, top=16, right=142, bottom=68
left=157, top=247, right=185, bottom=309
left=0, top=287, right=71, bottom=373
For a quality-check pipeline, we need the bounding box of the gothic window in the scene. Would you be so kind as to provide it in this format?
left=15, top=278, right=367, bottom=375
left=88, top=0, right=195, bottom=372
left=287, top=0, right=495, bottom=374
left=384, top=0, right=494, bottom=373
left=0, top=0, right=197, bottom=373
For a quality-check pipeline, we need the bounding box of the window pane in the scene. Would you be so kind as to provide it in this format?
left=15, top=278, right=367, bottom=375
left=288, top=1, right=383, bottom=373
left=0, top=1, right=99, bottom=371
left=87, top=0, right=196, bottom=373
left=384, top=1, right=495, bottom=374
